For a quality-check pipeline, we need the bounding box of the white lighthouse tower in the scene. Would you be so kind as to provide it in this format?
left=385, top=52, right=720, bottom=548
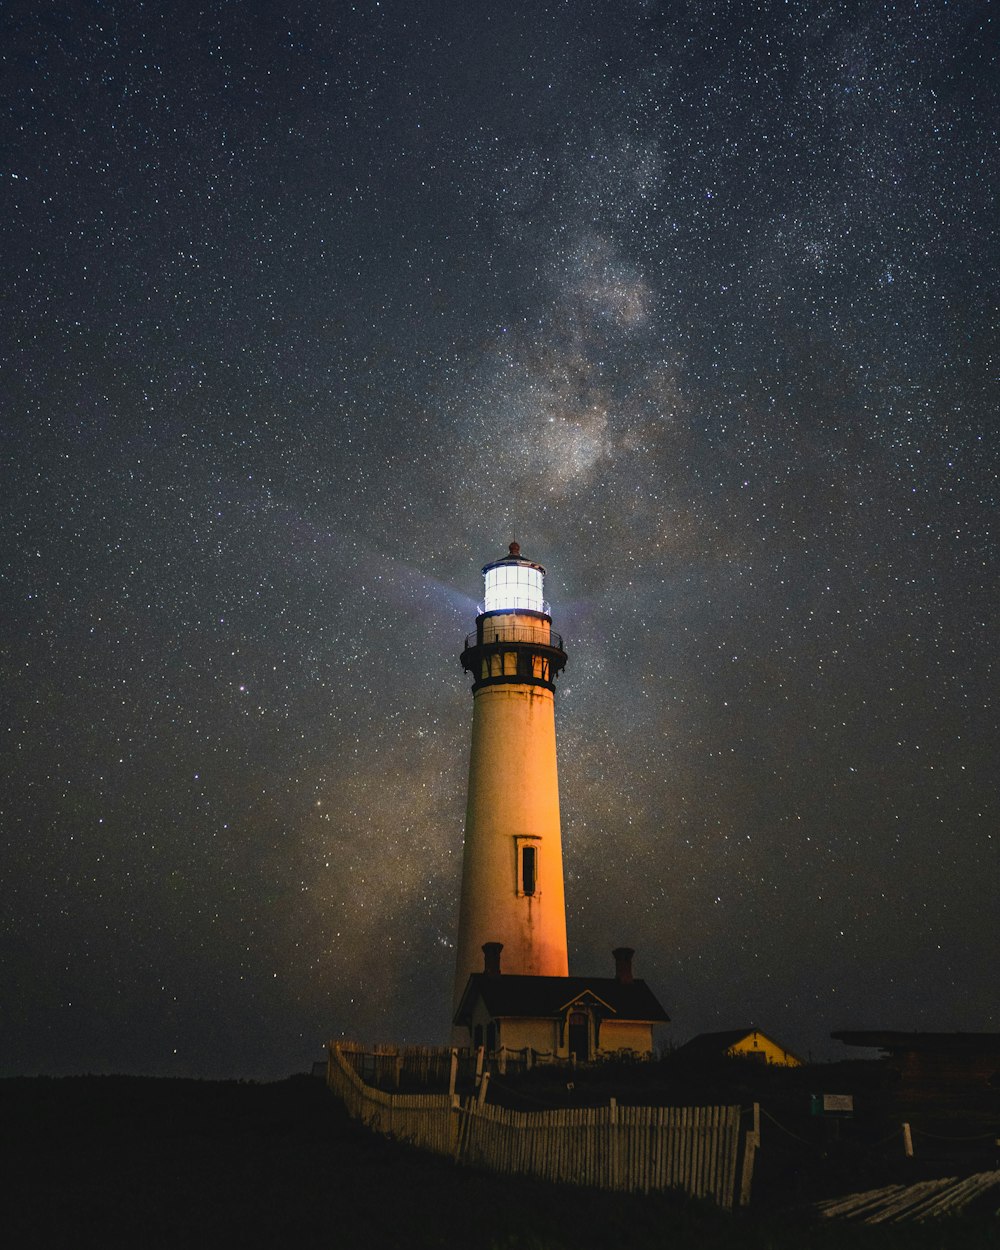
left=452, top=543, right=570, bottom=1016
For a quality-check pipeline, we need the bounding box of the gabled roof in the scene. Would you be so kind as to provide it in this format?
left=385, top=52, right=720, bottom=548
left=454, top=973, right=670, bottom=1027
left=674, top=1028, right=803, bottom=1063
left=673, top=1029, right=758, bottom=1058
left=559, top=988, right=617, bottom=1014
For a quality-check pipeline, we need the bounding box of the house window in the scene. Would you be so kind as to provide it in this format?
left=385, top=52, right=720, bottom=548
left=521, top=845, right=536, bottom=896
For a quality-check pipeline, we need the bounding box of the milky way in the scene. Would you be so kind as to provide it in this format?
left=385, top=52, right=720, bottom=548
left=3, top=1, right=996, bottom=1077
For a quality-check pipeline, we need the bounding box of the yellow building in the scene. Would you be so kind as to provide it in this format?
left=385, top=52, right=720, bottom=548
left=675, top=1028, right=804, bottom=1067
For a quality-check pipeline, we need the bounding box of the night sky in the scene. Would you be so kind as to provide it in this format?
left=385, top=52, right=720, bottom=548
left=3, top=1, right=997, bottom=1079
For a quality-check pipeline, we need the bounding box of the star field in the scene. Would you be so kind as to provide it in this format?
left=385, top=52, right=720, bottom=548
left=2, top=0, right=997, bottom=1077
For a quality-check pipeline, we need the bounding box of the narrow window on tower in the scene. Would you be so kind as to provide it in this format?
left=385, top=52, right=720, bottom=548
left=515, top=836, right=540, bottom=897
left=521, top=845, right=537, bottom=896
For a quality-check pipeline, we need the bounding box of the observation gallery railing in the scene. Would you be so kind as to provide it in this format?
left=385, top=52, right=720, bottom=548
left=465, top=625, right=564, bottom=650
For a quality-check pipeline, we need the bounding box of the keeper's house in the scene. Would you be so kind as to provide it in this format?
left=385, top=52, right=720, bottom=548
left=454, top=944, right=669, bottom=1061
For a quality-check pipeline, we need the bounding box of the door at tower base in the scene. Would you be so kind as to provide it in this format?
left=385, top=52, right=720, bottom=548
left=454, top=948, right=670, bottom=1061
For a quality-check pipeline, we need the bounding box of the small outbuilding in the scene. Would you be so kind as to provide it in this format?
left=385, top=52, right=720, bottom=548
left=832, top=1031, right=1000, bottom=1098
left=454, top=945, right=670, bottom=1061
left=674, top=1028, right=804, bottom=1067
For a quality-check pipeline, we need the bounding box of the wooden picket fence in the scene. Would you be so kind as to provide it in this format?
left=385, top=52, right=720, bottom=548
left=338, top=1042, right=458, bottom=1090
left=327, top=1042, right=755, bottom=1207
left=336, top=1041, right=558, bottom=1089
left=329, top=1043, right=457, bottom=1156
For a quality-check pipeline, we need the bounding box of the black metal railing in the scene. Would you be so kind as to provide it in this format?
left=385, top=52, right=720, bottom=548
left=465, top=625, right=564, bottom=651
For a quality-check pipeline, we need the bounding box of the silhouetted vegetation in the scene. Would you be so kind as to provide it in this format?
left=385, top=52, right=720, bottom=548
left=2, top=1073, right=994, bottom=1248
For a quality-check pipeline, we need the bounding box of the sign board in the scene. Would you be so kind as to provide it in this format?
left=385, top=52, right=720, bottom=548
left=810, top=1093, right=854, bottom=1116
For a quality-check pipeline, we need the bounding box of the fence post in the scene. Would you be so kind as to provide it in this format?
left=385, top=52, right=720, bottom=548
left=738, top=1103, right=760, bottom=1207
left=609, top=1098, right=618, bottom=1192
left=902, top=1122, right=914, bottom=1158
left=448, top=1048, right=458, bottom=1098
left=478, top=1070, right=490, bottom=1107
left=475, top=1045, right=485, bottom=1087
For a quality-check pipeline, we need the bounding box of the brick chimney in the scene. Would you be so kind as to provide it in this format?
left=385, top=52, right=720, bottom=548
left=482, top=942, right=503, bottom=977
left=612, top=947, right=635, bottom=984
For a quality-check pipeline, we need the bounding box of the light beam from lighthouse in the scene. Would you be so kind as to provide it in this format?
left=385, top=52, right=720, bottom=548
left=452, top=543, right=570, bottom=1018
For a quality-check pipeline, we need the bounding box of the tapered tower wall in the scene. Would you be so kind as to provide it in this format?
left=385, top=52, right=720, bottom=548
left=452, top=547, right=570, bottom=1017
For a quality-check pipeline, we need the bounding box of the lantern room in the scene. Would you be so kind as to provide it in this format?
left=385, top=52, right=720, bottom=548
left=481, top=542, right=548, bottom=616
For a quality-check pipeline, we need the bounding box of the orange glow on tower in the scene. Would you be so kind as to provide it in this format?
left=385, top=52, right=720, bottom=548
left=452, top=543, right=570, bottom=1020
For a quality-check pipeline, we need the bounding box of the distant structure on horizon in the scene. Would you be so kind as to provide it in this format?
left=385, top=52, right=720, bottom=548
left=451, top=543, right=668, bottom=1060
left=832, top=1031, right=1000, bottom=1100
left=674, top=1028, right=803, bottom=1068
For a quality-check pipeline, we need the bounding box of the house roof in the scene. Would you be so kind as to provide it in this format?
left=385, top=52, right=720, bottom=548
left=832, top=1031, right=1000, bottom=1055
left=674, top=1028, right=803, bottom=1063
left=454, top=973, right=670, bottom=1028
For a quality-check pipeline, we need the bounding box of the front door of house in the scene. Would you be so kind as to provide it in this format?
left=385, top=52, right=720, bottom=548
left=568, top=1011, right=589, bottom=1061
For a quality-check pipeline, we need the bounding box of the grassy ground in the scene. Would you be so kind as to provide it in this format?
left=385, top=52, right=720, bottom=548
left=2, top=1074, right=995, bottom=1249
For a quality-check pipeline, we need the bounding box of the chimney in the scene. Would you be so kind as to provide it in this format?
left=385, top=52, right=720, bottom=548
left=482, top=942, right=503, bottom=977
left=612, top=947, right=635, bottom=984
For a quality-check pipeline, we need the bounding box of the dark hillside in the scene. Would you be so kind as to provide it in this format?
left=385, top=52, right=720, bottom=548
left=2, top=1075, right=993, bottom=1249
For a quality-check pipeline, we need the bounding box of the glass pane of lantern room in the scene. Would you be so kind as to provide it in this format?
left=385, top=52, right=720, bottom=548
left=484, top=564, right=545, bottom=613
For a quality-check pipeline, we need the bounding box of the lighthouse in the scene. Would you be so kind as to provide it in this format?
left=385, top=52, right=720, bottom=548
left=452, top=543, right=570, bottom=1016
